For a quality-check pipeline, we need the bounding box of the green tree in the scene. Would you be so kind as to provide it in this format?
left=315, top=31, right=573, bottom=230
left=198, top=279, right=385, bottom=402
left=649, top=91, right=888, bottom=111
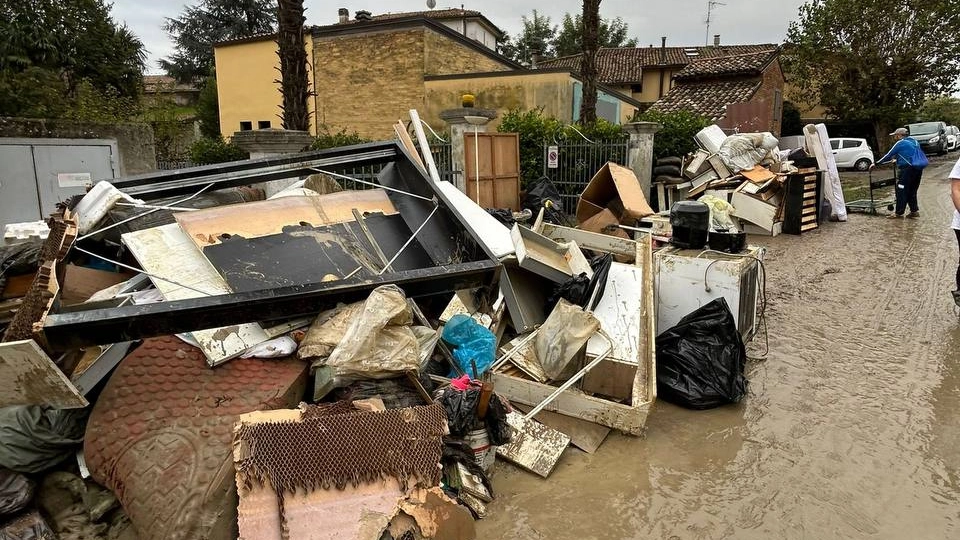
left=579, top=0, right=602, bottom=125
left=786, top=0, right=960, bottom=148
left=161, top=0, right=276, bottom=83
left=0, top=0, right=145, bottom=98
left=195, top=76, right=221, bottom=138
left=553, top=13, right=638, bottom=57
left=916, top=96, right=960, bottom=127
left=500, top=10, right=558, bottom=65
left=632, top=109, right=712, bottom=161
left=277, top=0, right=309, bottom=131
left=781, top=100, right=804, bottom=136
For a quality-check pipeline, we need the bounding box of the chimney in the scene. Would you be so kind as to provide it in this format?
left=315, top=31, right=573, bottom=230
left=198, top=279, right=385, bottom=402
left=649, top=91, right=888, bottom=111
left=530, top=48, right=541, bottom=69
left=713, top=34, right=720, bottom=46
left=659, top=36, right=666, bottom=65
left=338, top=8, right=348, bottom=23
left=355, top=10, right=372, bottom=21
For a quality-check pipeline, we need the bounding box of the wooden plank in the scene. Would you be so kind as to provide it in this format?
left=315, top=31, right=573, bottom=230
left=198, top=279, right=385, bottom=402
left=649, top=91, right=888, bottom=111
left=801, top=222, right=818, bottom=232
left=394, top=120, right=425, bottom=170
left=513, top=403, right=610, bottom=454
left=122, top=224, right=273, bottom=366
left=0, top=340, right=87, bottom=408
left=495, top=411, right=569, bottom=477
left=1, top=273, right=35, bottom=299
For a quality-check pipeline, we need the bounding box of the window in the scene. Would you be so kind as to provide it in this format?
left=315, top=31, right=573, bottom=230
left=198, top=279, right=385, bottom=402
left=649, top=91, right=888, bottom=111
left=258, top=120, right=271, bottom=129
left=829, top=140, right=840, bottom=150
left=239, top=121, right=252, bottom=131
left=842, top=140, right=861, bottom=149
left=630, top=83, right=642, bottom=94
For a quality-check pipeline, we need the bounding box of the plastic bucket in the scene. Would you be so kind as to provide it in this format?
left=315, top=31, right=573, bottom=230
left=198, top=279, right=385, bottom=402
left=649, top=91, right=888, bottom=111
left=465, top=428, right=495, bottom=473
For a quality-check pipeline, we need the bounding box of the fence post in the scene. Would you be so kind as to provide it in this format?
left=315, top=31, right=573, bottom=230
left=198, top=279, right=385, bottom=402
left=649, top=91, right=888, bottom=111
left=440, top=108, right=497, bottom=193
left=623, top=122, right=662, bottom=202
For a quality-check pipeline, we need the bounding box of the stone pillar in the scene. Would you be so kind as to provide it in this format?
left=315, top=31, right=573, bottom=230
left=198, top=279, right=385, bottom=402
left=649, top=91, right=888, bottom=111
left=440, top=108, right=497, bottom=192
left=231, top=129, right=314, bottom=197
left=623, top=122, right=662, bottom=203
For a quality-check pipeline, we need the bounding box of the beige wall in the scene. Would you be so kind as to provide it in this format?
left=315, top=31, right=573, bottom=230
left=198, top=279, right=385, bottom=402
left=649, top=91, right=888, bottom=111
left=784, top=81, right=830, bottom=121
left=214, top=35, right=316, bottom=139
left=637, top=68, right=679, bottom=103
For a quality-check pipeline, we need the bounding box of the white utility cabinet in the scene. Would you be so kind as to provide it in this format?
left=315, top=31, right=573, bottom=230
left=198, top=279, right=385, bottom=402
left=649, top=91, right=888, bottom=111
left=654, top=245, right=763, bottom=341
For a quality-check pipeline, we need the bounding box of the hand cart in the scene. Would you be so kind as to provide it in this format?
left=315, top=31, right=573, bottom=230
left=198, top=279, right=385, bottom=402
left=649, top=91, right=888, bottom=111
left=846, top=167, right=897, bottom=215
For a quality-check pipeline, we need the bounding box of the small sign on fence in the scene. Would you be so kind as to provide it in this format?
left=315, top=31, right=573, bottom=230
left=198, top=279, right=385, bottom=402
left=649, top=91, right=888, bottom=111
left=547, top=145, right=559, bottom=169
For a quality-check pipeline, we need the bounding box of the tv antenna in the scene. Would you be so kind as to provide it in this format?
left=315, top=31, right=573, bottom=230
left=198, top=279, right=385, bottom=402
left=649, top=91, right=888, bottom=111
left=705, top=0, right=725, bottom=45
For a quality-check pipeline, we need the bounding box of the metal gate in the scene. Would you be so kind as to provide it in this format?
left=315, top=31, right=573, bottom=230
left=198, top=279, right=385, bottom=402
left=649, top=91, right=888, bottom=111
left=0, top=138, right=119, bottom=228
left=542, top=136, right=629, bottom=214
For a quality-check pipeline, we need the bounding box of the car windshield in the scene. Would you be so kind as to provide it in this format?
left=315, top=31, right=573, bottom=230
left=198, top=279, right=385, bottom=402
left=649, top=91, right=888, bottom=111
left=909, top=122, right=940, bottom=135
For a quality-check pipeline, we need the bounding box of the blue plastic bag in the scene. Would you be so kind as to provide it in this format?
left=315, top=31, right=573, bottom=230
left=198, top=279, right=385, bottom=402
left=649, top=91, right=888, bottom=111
left=442, top=314, right=496, bottom=377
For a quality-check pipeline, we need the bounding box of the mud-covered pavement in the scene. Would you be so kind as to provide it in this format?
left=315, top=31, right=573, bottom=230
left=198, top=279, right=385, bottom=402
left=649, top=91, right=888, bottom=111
left=477, top=158, right=960, bottom=539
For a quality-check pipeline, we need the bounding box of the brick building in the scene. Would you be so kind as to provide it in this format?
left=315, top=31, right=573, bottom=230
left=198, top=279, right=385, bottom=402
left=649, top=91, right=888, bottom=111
left=647, top=48, right=784, bottom=135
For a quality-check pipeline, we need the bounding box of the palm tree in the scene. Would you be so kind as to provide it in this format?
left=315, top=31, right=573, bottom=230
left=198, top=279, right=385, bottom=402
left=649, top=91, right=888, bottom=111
left=579, top=0, right=601, bottom=125
left=276, top=0, right=309, bottom=131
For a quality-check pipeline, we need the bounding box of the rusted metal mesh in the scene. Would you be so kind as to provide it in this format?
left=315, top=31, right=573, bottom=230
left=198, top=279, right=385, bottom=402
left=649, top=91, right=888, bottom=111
left=235, top=403, right=445, bottom=495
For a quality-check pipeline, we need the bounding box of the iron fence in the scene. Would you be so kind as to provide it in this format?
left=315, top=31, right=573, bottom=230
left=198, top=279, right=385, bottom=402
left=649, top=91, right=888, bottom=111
left=157, top=160, right=194, bottom=170
left=541, top=136, right=630, bottom=214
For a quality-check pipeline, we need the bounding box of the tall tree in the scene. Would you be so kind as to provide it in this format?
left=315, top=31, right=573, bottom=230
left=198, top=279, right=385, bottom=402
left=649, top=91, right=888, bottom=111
left=579, top=0, right=601, bottom=125
left=554, top=13, right=637, bottom=57
left=500, top=10, right=558, bottom=65
left=161, top=0, right=276, bottom=83
left=276, top=0, right=309, bottom=131
left=916, top=96, right=960, bottom=127
left=786, top=0, right=960, bottom=147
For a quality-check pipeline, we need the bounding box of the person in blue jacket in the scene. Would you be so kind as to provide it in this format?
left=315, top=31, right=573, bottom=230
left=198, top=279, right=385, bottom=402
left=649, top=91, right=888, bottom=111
left=870, top=127, right=929, bottom=219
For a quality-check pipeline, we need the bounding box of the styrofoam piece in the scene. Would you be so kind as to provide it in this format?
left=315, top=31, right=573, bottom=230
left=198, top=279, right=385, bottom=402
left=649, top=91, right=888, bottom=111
left=3, top=221, right=50, bottom=244
left=695, top=124, right=728, bottom=154
left=437, top=181, right=514, bottom=259
left=74, top=181, right=144, bottom=234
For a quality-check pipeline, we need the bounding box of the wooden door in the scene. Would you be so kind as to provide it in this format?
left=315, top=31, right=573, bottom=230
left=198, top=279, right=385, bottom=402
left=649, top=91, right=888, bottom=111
left=464, top=132, right=520, bottom=211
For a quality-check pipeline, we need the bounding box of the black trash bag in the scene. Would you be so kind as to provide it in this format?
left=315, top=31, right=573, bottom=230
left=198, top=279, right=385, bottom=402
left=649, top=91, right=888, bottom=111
left=441, top=438, right=494, bottom=497
left=439, top=387, right=481, bottom=436
left=655, top=298, right=748, bottom=409
left=545, top=273, right=590, bottom=312
left=0, top=469, right=35, bottom=517
left=585, top=254, right=613, bottom=311
left=656, top=156, right=683, bottom=167
left=653, top=165, right=682, bottom=177
left=484, top=394, right=511, bottom=446
left=485, top=208, right=516, bottom=226
left=522, top=177, right=569, bottom=225
left=0, top=407, right=87, bottom=474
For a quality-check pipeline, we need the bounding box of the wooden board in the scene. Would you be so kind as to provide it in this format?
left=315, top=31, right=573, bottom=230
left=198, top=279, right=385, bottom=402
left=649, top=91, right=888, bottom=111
left=464, top=132, right=521, bottom=211
left=122, top=224, right=274, bottom=366
left=513, top=403, right=610, bottom=454
left=495, top=411, right=569, bottom=477
left=0, top=340, right=87, bottom=408
left=175, top=191, right=396, bottom=249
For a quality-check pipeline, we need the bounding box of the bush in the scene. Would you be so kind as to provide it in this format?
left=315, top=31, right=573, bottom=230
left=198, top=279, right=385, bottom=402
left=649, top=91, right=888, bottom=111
left=311, top=125, right=370, bottom=150
left=498, top=108, right=625, bottom=189
left=188, top=136, right=248, bottom=164
left=632, top=109, right=711, bottom=161
left=195, top=76, right=220, bottom=139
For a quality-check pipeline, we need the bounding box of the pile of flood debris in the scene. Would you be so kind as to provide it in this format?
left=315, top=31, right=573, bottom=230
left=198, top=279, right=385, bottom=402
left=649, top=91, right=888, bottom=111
left=648, top=122, right=847, bottom=239
left=1, top=111, right=761, bottom=540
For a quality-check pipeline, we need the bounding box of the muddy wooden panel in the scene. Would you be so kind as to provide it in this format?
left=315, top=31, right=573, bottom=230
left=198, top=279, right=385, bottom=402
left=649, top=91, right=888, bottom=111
left=464, top=133, right=520, bottom=211
left=513, top=403, right=610, bottom=454
left=122, top=224, right=272, bottom=365
left=175, top=191, right=396, bottom=249
left=0, top=340, right=87, bottom=408
left=495, top=412, right=569, bottom=477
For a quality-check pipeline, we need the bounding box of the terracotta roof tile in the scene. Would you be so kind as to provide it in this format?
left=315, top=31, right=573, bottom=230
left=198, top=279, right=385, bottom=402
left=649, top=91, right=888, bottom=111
left=674, top=49, right=778, bottom=80
left=648, top=79, right=762, bottom=120
left=538, top=44, right=778, bottom=83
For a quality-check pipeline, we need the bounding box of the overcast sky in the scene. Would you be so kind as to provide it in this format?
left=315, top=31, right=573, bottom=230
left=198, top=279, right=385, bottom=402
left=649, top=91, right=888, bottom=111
left=112, top=0, right=808, bottom=74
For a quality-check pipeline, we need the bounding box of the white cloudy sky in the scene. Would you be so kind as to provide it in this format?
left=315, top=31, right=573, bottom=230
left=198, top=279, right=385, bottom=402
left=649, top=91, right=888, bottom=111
left=111, top=0, right=808, bottom=74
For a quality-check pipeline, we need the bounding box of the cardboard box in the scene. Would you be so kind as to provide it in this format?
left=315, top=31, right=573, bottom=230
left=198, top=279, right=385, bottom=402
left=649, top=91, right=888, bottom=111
left=579, top=208, right=632, bottom=240
left=576, top=162, right=654, bottom=224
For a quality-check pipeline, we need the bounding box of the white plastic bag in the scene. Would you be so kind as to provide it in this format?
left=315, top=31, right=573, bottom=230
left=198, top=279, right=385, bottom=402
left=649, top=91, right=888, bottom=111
left=698, top=195, right=739, bottom=232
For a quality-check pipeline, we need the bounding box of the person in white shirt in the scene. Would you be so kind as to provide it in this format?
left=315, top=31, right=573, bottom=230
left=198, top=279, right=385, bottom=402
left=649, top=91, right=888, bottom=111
left=950, top=156, right=960, bottom=306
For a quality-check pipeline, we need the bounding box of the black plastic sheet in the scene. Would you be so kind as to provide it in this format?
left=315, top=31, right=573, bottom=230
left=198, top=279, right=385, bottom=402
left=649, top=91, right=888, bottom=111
left=0, top=469, right=34, bottom=517
left=655, top=298, right=748, bottom=409
left=522, top=178, right=569, bottom=225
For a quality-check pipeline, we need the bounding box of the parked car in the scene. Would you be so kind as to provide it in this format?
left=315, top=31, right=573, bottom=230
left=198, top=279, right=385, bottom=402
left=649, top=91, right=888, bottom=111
left=906, top=121, right=948, bottom=155
left=828, top=137, right=875, bottom=171
left=947, top=125, right=960, bottom=151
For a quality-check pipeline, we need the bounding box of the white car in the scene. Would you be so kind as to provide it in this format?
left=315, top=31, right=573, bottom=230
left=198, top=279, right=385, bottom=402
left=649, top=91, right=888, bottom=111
left=947, top=126, right=960, bottom=151
left=828, top=137, right=875, bottom=171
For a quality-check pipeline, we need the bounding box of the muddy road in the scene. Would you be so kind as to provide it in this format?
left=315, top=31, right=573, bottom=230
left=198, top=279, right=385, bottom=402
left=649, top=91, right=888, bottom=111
left=477, top=158, right=960, bottom=539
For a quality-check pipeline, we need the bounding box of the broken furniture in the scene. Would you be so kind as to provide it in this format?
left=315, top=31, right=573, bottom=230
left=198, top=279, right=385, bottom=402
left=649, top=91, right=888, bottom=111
left=781, top=169, right=823, bottom=234
left=654, top=245, right=763, bottom=342
left=39, top=141, right=502, bottom=352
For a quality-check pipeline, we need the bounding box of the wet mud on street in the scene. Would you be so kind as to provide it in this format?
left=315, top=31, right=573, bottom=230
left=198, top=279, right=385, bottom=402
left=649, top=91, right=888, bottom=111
left=478, top=159, right=960, bottom=539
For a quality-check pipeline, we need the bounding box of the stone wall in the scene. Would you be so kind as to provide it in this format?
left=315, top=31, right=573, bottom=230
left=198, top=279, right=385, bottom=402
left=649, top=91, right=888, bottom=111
left=0, top=117, right=157, bottom=175
left=422, top=28, right=513, bottom=77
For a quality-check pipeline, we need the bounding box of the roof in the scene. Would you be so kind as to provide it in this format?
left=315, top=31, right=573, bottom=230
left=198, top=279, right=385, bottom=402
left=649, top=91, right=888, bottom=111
left=674, top=49, right=779, bottom=81
left=647, top=79, right=762, bottom=120
left=321, top=8, right=505, bottom=39
left=143, top=75, right=199, bottom=93
left=537, top=44, right=778, bottom=84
